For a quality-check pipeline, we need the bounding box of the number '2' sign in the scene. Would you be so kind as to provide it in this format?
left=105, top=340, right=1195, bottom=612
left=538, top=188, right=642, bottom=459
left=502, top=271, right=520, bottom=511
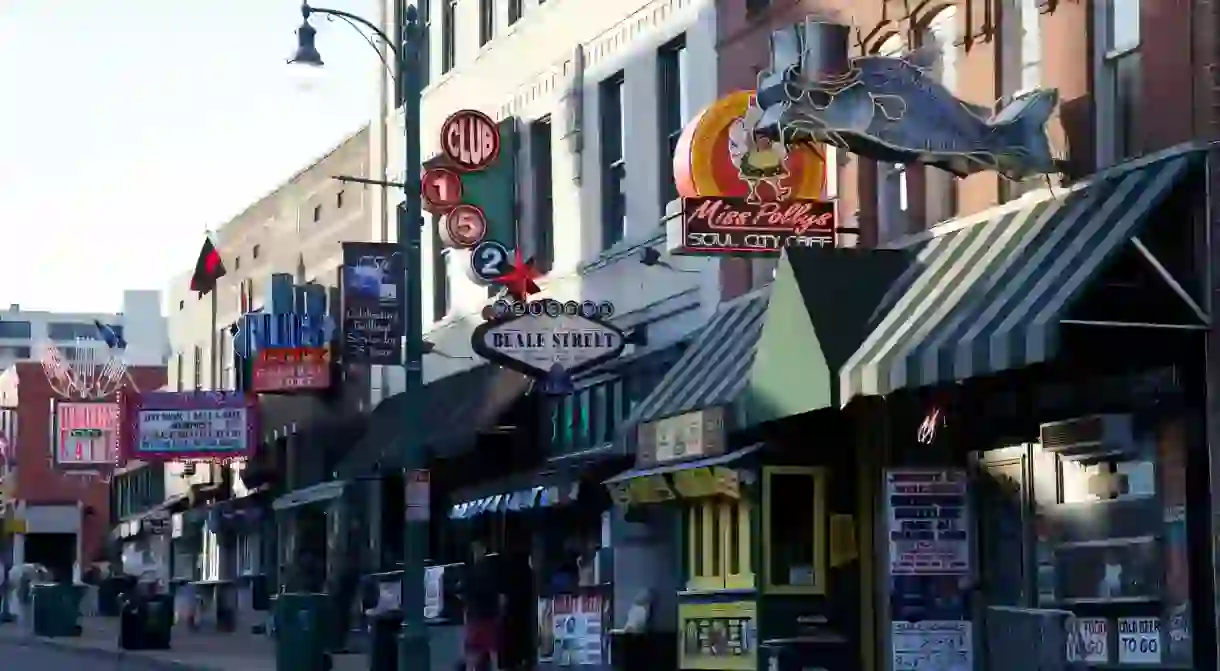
left=468, top=241, right=510, bottom=286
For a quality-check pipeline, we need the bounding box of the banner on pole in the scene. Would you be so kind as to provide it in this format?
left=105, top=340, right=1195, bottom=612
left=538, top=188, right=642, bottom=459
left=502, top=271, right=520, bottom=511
left=341, top=242, right=406, bottom=365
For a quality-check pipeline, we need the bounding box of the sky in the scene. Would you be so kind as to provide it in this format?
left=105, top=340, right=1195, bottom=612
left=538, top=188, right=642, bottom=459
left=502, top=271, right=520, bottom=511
left=0, top=0, right=380, bottom=314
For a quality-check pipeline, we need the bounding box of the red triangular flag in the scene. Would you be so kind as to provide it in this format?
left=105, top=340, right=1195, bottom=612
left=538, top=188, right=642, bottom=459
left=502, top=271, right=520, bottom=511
left=190, top=237, right=227, bottom=296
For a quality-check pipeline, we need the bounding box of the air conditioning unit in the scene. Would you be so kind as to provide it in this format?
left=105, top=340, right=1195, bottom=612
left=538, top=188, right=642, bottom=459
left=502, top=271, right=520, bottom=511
left=1039, top=414, right=1136, bottom=461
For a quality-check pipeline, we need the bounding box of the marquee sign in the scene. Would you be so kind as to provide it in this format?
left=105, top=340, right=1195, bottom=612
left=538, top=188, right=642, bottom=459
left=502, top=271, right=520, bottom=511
left=251, top=347, right=332, bottom=393
left=471, top=299, right=626, bottom=393
left=119, top=390, right=257, bottom=462
left=669, top=91, right=834, bottom=256
left=52, top=401, right=120, bottom=468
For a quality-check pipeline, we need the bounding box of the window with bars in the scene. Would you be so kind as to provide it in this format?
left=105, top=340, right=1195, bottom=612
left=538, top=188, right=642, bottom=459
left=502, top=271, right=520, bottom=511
left=479, top=0, right=495, bottom=46
left=509, top=0, right=523, bottom=24
left=1102, top=0, right=1140, bottom=163
left=530, top=117, right=555, bottom=274
left=442, top=0, right=456, bottom=73
left=431, top=213, right=450, bottom=321
left=875, top=34, right=909, bottom=243
left=1000, top=0, right=1043, bottom=202
left=923, top=8, right=960, bottom=226
left=193, top=345, right=203, bottom=390
left=657, top=35, right=690, bottom=207
left=599, top=73, right=627, bottom=250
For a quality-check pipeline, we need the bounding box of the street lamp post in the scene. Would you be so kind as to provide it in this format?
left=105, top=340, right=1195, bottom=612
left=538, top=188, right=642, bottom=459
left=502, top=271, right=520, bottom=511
left=290, top=4, right=429, bottom=671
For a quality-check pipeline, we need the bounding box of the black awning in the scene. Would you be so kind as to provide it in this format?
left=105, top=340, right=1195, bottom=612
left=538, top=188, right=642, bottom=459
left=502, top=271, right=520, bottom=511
left=336, top=364, right=533, bottom=478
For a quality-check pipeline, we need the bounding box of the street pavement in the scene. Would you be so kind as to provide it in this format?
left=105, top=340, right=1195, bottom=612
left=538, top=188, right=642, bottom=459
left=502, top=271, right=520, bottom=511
left=0, top=616, right=369, bottom=671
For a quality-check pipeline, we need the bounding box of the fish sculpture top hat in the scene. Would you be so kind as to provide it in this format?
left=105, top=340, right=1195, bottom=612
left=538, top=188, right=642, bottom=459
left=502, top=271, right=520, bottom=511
left=755, top=17, right=1062, bottom=181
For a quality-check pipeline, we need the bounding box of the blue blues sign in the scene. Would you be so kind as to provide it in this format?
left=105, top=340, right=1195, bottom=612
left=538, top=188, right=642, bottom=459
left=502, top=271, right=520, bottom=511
left=234, top=313, right=335, bottom=360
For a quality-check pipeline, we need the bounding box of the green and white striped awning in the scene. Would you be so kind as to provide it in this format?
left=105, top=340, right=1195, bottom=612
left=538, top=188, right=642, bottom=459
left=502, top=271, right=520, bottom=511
left=840, top=148, right=1201, bottom=401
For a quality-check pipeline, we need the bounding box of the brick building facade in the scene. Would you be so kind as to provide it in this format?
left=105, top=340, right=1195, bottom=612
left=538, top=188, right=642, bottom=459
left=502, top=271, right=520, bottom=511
left=715, top=0, right=1218, bottom=298
left=0, top=362, right=165, bottom=578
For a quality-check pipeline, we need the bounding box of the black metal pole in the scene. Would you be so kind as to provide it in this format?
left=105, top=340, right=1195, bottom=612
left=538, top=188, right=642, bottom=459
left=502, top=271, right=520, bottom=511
left=395, top=5, right=430, bottom=671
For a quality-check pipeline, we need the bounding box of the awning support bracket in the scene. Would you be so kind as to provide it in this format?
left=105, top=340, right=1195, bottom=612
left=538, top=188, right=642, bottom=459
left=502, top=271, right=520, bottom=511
left=1130, top=235, right=1211, bottom=325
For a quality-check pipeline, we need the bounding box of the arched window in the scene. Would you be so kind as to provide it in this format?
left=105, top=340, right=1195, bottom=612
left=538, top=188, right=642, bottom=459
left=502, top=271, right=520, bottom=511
left=923, top=8, right=960, bottom=225
left=875, top=34, right=909, bottom=245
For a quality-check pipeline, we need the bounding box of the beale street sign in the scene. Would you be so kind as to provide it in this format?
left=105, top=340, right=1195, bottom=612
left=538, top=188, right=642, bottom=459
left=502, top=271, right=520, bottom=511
left=471, top=300, right=626, bottom=392
left=677, top=197, right=836, bottom=255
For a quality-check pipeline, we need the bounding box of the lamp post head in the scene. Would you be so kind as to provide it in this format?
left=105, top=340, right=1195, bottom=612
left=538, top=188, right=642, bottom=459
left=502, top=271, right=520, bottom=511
left=289, top=20, right=324, bottom=67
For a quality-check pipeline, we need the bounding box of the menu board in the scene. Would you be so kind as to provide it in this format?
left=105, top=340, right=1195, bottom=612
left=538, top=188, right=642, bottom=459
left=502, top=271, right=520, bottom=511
left=887, top=470, right=971, bottom=575
left=537, top=594, right=605, bottom=666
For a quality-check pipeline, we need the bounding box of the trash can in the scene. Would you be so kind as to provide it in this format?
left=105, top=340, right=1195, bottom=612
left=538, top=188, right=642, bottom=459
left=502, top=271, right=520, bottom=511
left=368, top=609, right=403, bottom=671
left=118, top=593, right=145, bottom=650
left=275, top=592, right=333, bottom=671
left=142, top=594, right=174, bottom=649
left=31, top=583, right=82, bottom=637
left=98, top=576, right=136, bottom=617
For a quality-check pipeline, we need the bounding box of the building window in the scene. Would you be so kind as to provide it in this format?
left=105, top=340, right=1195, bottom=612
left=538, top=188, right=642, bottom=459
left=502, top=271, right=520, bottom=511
left=1102, top=0, right=1140, bottom=163
left=923, top=8, right=960, bottom=226
left=47, top=322, right=100, bottom=341
left=336, top=190, right=345, bottom=208
left=0, top=321, right=32, bottom=339
left=745, top=0, right=771, bottom=16
left=762, top=467, right=826, bottom=593
left=313, top=204, right=322, bottom=222
left=509, top=0, right=523, bottom=24
left=178, top=300, right=185, bottom=310
left=218, top=328, right=231, bottom=390
left=599, top=73, right=627, bottom=250
left=193, top=345, right=203, bottom=390
left=658, top=35, right=690, bottom=207
left=530, top=117, right=555, bottom=274
left=252, top=244, right=261, bottom=259
left=876, top=34, right=909, bottom=244
left=234, top=256, right=241, bottom=270
left=418, top=0, right=431, bottom=88
left=431, top=214, right=450, bottom=321
left=238, top=532, right=261, bottom=576
left=442, top=0, right=456, bottom=73
left=1000, top=0, right=1043, bottom=202
left=479, top=0, right=494, bottom=46
left=686, top=500, right=753, bottom=591
left=176, top=352, right=183, bottom=391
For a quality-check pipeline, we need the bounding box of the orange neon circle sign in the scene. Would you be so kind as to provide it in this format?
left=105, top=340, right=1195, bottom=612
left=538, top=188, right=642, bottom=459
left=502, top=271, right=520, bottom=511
left=672, top=91, right=825, bottom=201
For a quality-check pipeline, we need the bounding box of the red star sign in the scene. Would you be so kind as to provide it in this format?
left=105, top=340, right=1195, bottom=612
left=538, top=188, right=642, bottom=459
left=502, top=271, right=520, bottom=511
left=495, top=248, right=542, bottom=300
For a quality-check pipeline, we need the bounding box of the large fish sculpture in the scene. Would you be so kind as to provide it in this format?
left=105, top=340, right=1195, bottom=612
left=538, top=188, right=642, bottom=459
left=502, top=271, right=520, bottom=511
left=755, top=19, right=1061, bottom=181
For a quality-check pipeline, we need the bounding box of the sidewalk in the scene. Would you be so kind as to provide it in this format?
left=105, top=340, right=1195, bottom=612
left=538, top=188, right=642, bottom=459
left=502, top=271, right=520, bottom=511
left=0, top=616, right=368, bottom=671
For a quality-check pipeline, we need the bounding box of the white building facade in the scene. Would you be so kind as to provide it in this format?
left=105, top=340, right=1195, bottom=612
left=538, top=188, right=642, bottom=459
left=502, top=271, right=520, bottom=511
left=369, top=0, right=723, bottom=397
left=0, top=291, right=168, bottom=371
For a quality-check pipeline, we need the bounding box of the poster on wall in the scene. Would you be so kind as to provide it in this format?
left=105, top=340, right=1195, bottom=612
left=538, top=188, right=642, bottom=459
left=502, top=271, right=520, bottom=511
left=892, top=620, right=972, bottom=671
left=118, top=390, right=257, bottom=462
left=1117, top=616, right=1162, bottom=665
left=52, top=401, right=120, bottom=469
left=537, top=594, right=604, bottom=666
left=887, top=470, right=971, bottom=575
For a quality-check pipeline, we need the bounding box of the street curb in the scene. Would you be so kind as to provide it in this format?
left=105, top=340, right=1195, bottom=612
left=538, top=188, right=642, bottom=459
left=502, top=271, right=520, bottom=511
left=0, top=634, right=212, bottom=671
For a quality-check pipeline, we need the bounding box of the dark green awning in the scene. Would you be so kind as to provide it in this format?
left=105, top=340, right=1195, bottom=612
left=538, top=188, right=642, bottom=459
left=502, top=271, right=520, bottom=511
left=840, top=147, right=1201, bottom=401
left=335, top=364, right=532, bottom=477
left=627, top=247, right=909, bottom=430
